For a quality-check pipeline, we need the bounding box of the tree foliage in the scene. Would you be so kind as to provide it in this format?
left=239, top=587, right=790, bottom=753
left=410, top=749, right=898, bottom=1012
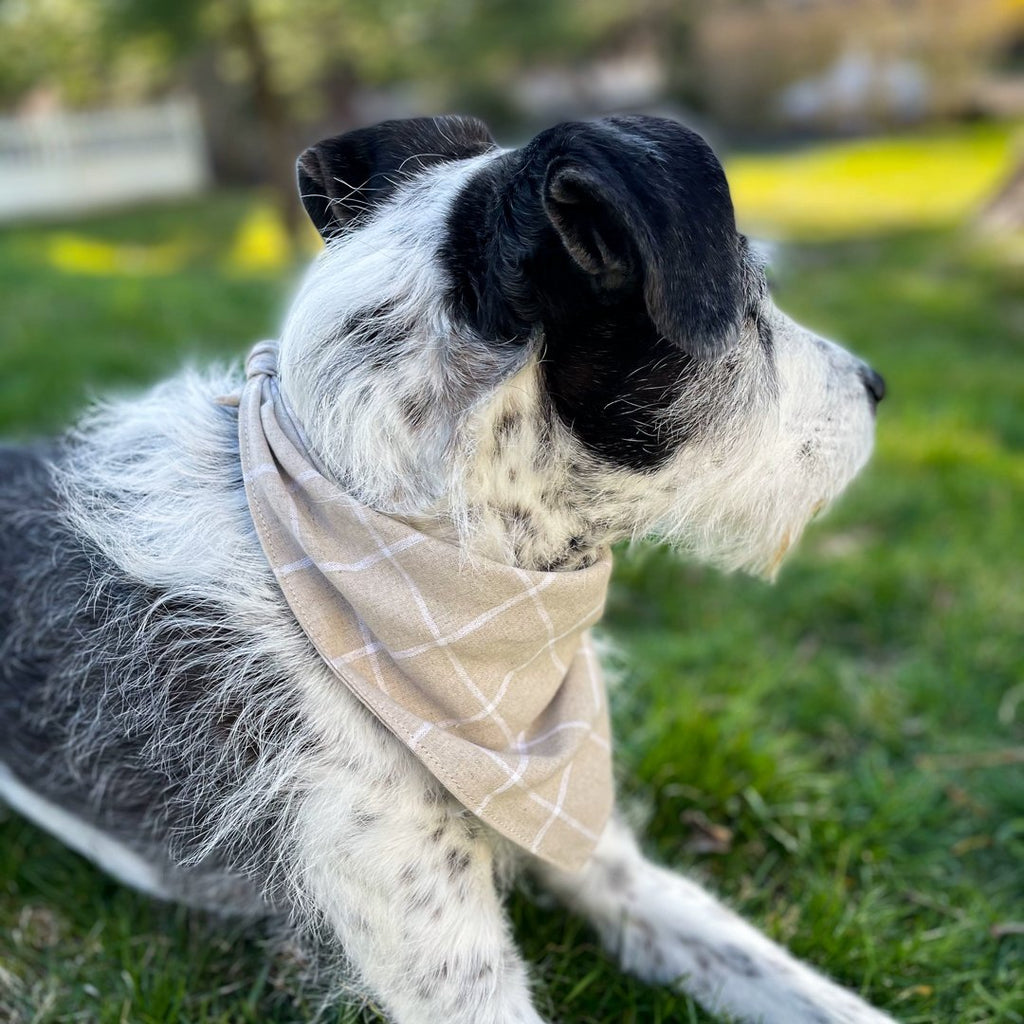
left=1, top=0, right=696, bottom=115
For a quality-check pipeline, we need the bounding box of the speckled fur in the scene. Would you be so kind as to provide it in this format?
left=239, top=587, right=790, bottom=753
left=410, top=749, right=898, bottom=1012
left=0, top=115, right=892, bottom=1023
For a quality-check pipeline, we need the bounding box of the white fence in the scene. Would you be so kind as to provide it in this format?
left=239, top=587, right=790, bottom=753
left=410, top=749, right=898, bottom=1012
left=0, top=99, right=209, bottom=222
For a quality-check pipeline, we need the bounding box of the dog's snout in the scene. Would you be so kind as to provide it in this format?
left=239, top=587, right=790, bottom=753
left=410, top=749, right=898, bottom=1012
left=859, top=366, right=886, bottom=408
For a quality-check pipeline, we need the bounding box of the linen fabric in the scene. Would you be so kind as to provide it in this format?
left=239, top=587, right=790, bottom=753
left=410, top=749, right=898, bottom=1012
left=237, top=342, right=614, bottom=870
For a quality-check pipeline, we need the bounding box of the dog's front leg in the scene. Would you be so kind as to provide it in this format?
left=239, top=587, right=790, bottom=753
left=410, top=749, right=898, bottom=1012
left=293, top=769, right=547, bottom=1024
left=535, top=816, right=896, bottom=1024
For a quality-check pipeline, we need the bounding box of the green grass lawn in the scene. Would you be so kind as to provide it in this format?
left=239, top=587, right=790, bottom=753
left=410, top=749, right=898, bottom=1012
left=1, top=125, right=1023, bottom=1023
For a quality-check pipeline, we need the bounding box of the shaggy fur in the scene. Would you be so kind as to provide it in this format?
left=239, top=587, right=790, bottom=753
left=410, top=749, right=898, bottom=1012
left=0, top=114, right=891, bottom=1023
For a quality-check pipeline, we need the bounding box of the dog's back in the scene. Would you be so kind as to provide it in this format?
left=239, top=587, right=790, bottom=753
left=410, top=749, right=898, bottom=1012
left=0, top=446, right=64, bottom=750
left=0, top=438, right=273, bottom=908
left=0, top=446, right=170, bottom=890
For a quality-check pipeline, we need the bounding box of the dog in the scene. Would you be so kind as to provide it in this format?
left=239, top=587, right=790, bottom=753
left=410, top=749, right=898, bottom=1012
left=0, top=114, right=892, bottom=1023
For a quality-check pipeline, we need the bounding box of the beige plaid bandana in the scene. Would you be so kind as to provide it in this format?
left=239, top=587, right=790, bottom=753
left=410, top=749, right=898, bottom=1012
left=237, top=342, right=613, bottom=871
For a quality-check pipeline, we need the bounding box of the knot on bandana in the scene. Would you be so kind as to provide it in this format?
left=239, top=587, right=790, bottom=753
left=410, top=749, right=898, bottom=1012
left=246, top=341, right=279, bottom=381
left=237, top=341, right=614, bottom=871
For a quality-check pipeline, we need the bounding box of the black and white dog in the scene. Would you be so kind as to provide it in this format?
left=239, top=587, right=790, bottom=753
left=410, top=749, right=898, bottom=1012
left=0, top=115, right=891, bottom=1022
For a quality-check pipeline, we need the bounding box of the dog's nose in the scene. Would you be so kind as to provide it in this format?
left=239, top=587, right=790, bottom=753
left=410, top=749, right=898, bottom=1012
left=859, top=366, right=886, bottom=407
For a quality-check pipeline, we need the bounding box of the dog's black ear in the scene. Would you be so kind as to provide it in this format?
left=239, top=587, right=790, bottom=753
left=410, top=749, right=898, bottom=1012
left=540, top=117, right=743, bottom=358
left=297, top=115, right=497, bottom=239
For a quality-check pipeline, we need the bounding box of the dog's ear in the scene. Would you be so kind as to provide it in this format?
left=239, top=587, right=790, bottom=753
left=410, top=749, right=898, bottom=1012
left=297, top=115, right=497, bottom=239
left=540, top=117, right=743, bottom=358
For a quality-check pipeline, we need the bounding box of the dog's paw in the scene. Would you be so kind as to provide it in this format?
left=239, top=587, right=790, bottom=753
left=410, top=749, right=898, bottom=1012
left=613, top=916, right=895, bottom=1024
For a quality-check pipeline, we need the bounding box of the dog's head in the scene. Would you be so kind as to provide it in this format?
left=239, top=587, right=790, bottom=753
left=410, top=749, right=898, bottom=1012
left=280, top=114, right=882, bottom=575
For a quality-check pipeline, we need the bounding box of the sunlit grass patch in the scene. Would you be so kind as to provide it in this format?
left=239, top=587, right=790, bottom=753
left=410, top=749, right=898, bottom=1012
left=727, top=122, right=1020, bottom=239
left=36, top=199, right=317, bottom=280
left=46, top=234, right=188, bottom=276
left=226, top=203, right=299, bottom=274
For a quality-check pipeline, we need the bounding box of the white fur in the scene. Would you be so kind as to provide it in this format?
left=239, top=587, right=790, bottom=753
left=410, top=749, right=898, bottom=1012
left=6, top=128, right=890, bottom=1023
left=0, top=762, right=169, bottom=898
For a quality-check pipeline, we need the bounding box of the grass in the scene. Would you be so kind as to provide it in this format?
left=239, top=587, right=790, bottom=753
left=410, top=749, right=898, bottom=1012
left=726, top=122, right=1018, bottom=239
left=1, top=124, right=1023, bottom=1023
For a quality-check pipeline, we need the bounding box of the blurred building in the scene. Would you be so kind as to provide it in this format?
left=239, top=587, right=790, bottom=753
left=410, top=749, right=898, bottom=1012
left=692, top=0, right=1023, bottom=136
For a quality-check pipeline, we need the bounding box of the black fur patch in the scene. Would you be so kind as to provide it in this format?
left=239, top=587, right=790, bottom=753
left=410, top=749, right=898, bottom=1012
left=298, top=115, right=497, bottom=239
left=442, top=116, right=750, bottom=470
left=342, top=302, right=405, bottom=370
left=492, top=410, right=521, bottom=447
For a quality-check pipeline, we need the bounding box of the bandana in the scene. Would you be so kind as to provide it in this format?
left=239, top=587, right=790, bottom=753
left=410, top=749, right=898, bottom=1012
left=237, top=342, right=613, bottom=871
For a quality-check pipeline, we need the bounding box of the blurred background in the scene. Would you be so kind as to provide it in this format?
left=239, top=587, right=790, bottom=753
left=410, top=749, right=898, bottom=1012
left=0, top=2, right=1022, bottom=1023
left=1, top=0, right=1023, bottom=252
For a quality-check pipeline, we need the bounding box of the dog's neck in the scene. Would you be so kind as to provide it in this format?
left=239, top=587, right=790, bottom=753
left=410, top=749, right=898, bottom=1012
left=394, top=505, right=606, bottom=573
left=391, top=368, right=637, bottom=573
left=392, top=454, right=615, bottom=573
left=284, top=352, right=645, bottom=573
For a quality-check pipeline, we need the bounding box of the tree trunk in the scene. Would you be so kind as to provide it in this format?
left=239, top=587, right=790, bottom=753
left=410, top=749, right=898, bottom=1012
left=231, top=0, right=301, bottom=240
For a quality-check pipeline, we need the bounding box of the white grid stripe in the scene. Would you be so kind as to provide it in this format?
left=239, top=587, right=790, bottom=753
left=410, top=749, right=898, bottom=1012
left=515, top=566, right=566, bottom=675
left=356, top=615, right=390, bottom=698
left=281, top=533, right=426, bottom=577
left=474, top=752, right=529, bottom=817
left=531, top=764, right=574, bottom=853
left=512, top=720, right=593, bottom=752
left=388, top=574, right=557, bottom=660
left=475, top=747, right=599, bottom=845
